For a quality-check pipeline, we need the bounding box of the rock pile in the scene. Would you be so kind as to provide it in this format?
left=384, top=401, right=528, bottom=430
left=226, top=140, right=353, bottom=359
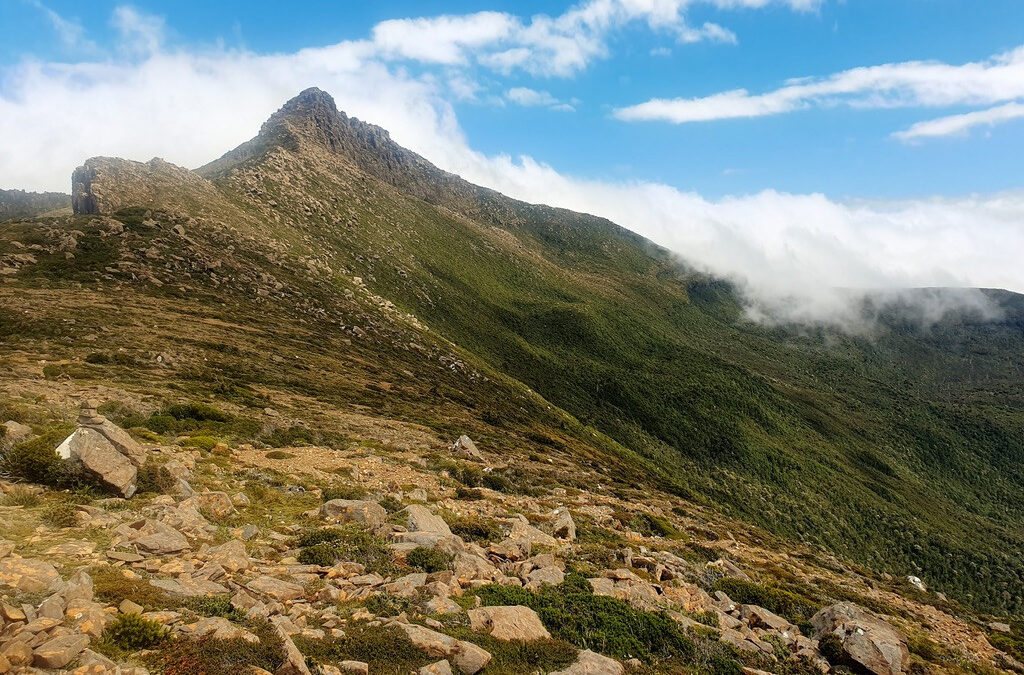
left=55, top=400, right=147, bottom=497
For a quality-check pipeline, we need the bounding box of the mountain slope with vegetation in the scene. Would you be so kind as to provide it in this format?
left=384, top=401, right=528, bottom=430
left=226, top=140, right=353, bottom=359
left=1, top=87, right=1023, bottom=674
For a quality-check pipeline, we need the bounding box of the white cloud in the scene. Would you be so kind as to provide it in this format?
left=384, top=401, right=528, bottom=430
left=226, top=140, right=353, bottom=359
left=505, top=87, right=576, bottom=111
left=893, top=101, right=1024, bottom=141
left=365, top=0, right=816, bottom=77
left=615, top=45, right=1024, bottom=132
left=26, top=0, right=95, bottom=51
left=370, top=12, right=517, bottom=65
left=111, top=5, right=166, bottom=56
left=1, top=2, right=1021, bottom=327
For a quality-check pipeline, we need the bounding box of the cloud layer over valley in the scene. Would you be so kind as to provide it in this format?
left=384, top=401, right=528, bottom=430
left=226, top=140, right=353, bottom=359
left=2, top=2, right=1022, bottom=325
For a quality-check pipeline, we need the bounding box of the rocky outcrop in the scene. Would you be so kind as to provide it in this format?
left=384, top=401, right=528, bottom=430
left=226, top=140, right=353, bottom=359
left=467, top=606, right=551, bottom=641
left=72, top=156, right=219, bottom=215
left=812, top=602, right=910, bottom=675
left=321, top=499, right=387, bottom=529
left=451, top=435, right=483, bottom=461
left=397, top=623, right=491, bottom=675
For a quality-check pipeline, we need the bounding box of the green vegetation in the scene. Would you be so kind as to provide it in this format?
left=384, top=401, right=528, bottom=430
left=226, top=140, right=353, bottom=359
left=1, top=487, right=41, bottom=507
left=146, top=619, right=284, bottom=675
left=92, top=567, right=173, bottom=611
left=405, top=546, right=454, bottom=572
left=471, top=574, right=699, bottom=662
left=711, top=579, right=820, bottom=625
left=296, top=525, right=394, bottom=574
left=1, top=428, right=83, bottom=490
left=294, top=622, right=429, bottom=674
left=442, top=511, right=504, bottom=544
left=186, top=595, right=246, bottom=622
left=40, top=500, right=78, bottom=527
left=97, top=614, right=168, bottom=656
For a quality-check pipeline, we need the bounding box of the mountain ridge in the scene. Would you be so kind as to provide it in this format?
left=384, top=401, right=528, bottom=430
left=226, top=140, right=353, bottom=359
left=6, top=88, right=1024, bottom=628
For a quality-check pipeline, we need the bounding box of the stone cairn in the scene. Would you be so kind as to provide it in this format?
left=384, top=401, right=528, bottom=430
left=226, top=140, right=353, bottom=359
left=55, top=399, right=147, bottom=497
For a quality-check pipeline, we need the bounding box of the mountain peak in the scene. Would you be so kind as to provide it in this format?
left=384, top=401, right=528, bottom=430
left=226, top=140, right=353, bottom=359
left=256, top=87, right=392, bottom=156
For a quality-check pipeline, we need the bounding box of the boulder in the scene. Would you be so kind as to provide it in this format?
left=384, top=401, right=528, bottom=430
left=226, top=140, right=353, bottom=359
left=551, top=507, right=576, bottom=540
left=402, top=505, right=452, bottom=535
left=59, top=427, right=137, bottom=497
left=1, top=420, right=32, bottom=447
left=272, top=616, right=312, bottom=675
left=33, top=634, right=89, bottom=669
left=133, top=522, right=190, bottom=554
left=550, top=649, right=624, bottom=675
left=193, top=491, right=236, bottom=520
left=321, top=499, right=387, bottom=530
left=208, top=538, right=251, bottom=572
left=398, top=623, right=491, bottom=674
left=468, top=605, right=551, bottom=641
left=508, top=515, right=558, bottom=547
left=248, top=575, right=305, bottom=602
left=451, top=435, right=483, bottom=461
left=812, top=603, right=909, bottom=675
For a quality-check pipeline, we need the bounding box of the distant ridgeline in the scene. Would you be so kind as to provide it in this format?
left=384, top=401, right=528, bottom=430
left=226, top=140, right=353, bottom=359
left=0, top=188, right=70, bottom=221
left=11, top=88, right=1024, bottom=614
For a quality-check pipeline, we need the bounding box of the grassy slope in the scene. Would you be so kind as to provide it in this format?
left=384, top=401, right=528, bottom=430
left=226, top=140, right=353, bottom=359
left=4, top=95, right=1023, bottom=614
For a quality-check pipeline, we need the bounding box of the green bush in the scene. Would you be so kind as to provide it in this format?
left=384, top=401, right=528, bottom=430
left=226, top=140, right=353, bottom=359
left=471, top=574, right=696, bottom=662
left=455, top=486, right=484, bottom=500
left=186, top=595, right=245, bottom=622
left=1, top=487, right=41, bottom=507
left=145, top=414, right=179, bottom=434
left=295, top=525, right=394, bottom=574
left=364, top=593, right=413, bottom=617
left=183, top=436, right=219, bottom=451
left=321, top=483, right=369, bottom=501
left=711, top=578, right=820, bottom=624
left=443, top=626, right=578, bottom=675
left=612, top=511, right=679, bottom=538
left=294, top=622, right=428, bottom=674
left=444, top=512, right=503, bottom=544
left=265, top=450, right=295, bottom=459
left=147, top=619, right=284, bottom=675
left=41, top=500, right=78, bottom=527
left=817, top=632, right=846, bottom=665
left=2, top=428, right=84, bottom=489
left=101, top=614, right=168, bottom=652
left=406, top=546, right=454, bottom=573
left=378, top=495, right=403, bottom=513
left=166, top=403, right=231, bottom=423
left=137, top=463, right=176, bottom=494
left=93, top=567, right=174, bottom=611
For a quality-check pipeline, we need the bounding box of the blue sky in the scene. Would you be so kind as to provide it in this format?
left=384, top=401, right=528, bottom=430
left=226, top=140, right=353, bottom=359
left=2, top=0, right=1023, bottom=314
left=3, top=0, right=1023, bottom=199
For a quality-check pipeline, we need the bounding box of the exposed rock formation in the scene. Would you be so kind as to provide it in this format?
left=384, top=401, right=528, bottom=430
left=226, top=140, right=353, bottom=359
left=812, top=602, right=910, bottom=675
left=55, top=400, right=146, bottom=497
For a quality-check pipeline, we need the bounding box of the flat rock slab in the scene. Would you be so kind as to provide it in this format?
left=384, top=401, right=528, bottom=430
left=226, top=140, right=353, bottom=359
left=247, top=575, right=305, bottom=602
left=0, top=557, right=61, bottom=593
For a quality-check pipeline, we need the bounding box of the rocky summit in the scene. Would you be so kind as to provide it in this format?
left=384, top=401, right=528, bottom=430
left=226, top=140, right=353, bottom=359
left=0, top=88, right=1022, bottom=674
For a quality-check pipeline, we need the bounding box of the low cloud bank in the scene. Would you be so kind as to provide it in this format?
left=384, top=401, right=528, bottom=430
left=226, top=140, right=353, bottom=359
left=1, top=6, right=1020, bottom=328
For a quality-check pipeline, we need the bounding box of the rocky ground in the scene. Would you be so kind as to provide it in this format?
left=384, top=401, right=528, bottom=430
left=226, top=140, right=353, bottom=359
left=0, top=403, right=1019, bottom=675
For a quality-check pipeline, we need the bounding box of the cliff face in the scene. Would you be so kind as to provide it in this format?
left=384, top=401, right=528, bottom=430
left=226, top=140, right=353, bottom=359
left=0, top=188, right=70, bottom=221
left=71, top=157, right=220, bottom=216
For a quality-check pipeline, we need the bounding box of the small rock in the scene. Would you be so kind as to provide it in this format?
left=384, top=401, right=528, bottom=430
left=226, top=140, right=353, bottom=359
left=550, top=649, right=624, bottom=675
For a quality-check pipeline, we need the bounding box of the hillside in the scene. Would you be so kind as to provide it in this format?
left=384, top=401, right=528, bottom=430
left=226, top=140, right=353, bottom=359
left=0, top=188, right=70, bottom=222
left=0, top=88, right=1022, bottom=674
